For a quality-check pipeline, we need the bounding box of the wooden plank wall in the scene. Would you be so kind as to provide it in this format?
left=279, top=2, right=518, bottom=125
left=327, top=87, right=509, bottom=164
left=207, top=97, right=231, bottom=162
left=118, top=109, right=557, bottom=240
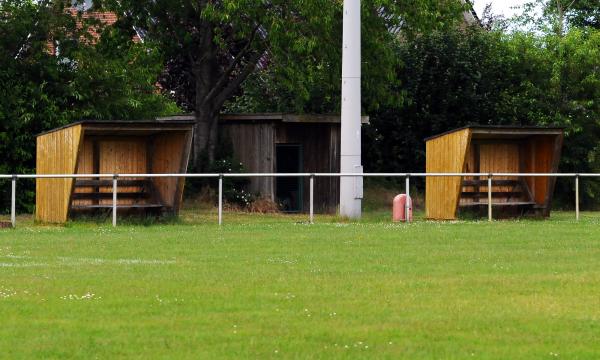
left=73, top=138, right=95, bottom=207
left=98, top=138, right=148, bottom=205
left=461, top=143, right=478, bottom=206
left=222, top=123, right=275, bottom=199
left=152, top=131, right=189, bottom=210
left=221, top=121, right=340, bottom=213
left=328, top=126, right=341, bottom=213
left=462, top=141, right=524, bottom=206
left=36, top=125, right=83, bottom=223
left=74, top=137, right=149, bottom=206
left=276, top=123, right=339, bottom=213
left=523, top=134, right=562, bottom=214
left=425, top=129, right=471, bottom=220
left=479, top=143, right=520, bottom=201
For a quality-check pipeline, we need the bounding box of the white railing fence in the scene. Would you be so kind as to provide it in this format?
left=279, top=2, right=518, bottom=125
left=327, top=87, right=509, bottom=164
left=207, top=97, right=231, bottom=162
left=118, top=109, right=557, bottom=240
left=0, top=172, right=596, bottom=228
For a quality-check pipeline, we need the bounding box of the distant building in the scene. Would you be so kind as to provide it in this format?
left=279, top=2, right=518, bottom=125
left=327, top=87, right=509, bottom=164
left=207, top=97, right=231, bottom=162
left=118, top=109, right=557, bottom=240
left=48, top=0, right=141, bottom=55
left=159, top=114, right=369, bottom=213
left=462, top=0, right=481, bottom=27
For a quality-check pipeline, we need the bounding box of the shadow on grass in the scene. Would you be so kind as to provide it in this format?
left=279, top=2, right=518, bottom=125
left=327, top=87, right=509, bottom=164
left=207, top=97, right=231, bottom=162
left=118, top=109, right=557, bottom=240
left=67, top=213, right=183, bottom=227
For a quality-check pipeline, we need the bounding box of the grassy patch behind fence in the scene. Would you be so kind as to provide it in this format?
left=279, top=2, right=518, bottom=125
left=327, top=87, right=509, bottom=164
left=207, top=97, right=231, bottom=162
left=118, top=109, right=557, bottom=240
left=1, top=212, right=600, bottom=358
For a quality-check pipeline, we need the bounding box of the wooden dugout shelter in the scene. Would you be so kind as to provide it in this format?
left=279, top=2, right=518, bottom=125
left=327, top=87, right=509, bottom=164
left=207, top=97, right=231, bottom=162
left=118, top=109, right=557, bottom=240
left=36, top=121, right=194, bottom=223
left=425, top=126, right=564, bottom=220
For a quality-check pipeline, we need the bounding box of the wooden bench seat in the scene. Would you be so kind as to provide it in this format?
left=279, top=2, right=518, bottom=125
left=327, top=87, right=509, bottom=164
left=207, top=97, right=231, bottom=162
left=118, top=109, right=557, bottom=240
left=72, top=192, right=151, bottom=200
left=461, top=191, right=523, bottom=198
left=71, top=204, right=164, bottom=210
left=71, top=178, right=163, bottom=213
left=462, top=179, right=521, bottom=187
left=74, top=179, right=150, bottom=187
left=460, top=201, right=537, bottom=207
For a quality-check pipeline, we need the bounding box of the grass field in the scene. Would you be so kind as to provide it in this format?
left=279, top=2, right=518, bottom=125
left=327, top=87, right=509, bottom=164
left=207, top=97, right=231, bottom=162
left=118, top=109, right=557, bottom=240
left=1, top=211, right=600, bottom=358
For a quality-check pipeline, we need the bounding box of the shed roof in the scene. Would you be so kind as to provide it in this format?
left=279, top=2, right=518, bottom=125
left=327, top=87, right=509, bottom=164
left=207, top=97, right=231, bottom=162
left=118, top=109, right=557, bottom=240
left=425, top=125, right=564, bottom=142
left=157, top=113, right=370, bottom=124
left=36, top=120, right=195, bottom=137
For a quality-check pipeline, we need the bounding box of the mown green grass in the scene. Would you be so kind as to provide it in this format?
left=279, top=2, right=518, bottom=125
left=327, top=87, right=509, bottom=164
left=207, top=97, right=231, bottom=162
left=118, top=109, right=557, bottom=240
left=1, top=211, right=600, bottom=359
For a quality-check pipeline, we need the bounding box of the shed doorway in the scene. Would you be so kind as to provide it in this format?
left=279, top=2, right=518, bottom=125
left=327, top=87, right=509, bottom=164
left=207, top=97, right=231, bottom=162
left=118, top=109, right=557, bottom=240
left=276, top=144, right=303, bottom=212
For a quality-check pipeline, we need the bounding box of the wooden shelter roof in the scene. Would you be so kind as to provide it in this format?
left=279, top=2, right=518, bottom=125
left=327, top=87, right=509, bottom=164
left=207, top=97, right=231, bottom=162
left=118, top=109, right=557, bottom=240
left=425, top=125, right=564, bottom=142
left=157, top=113, right=370, bottom=124
left=36, top=120, right=195, bottom=137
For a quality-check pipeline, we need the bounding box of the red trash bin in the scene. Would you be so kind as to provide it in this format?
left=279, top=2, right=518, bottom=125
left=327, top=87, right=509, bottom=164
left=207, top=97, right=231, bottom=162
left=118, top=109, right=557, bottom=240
left=393, top=194, right=412, bottom=222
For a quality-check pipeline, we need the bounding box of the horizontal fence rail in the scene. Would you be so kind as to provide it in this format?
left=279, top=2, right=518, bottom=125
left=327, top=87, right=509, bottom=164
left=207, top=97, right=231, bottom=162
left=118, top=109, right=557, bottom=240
left=5, top=173, right=600, bottom=179
left=1, top=172, right=596, bottom=228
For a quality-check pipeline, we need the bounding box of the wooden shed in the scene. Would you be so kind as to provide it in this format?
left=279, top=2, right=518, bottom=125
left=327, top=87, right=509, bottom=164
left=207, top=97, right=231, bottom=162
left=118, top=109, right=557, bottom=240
left=159, top=113, right=369, bottom=213
left=36, top=121, right=194, bottom=223
left=425, top=126, right=564, bottom=220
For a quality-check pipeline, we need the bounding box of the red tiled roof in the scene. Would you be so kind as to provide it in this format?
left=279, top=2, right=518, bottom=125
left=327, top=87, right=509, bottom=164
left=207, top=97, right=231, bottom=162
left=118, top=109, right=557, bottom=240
left=48, top=8, right=140, bottom=54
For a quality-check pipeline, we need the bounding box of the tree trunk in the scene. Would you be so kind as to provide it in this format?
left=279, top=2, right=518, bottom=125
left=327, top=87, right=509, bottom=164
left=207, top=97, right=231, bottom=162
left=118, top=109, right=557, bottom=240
left=192, top=30, right=219, bottom=170
left=193, top=104, right=219, bottom=170
left=189, top=20, right=261, bottom=170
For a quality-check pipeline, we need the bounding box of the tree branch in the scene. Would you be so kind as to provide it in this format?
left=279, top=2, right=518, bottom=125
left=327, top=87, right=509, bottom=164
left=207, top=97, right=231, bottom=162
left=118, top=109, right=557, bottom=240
left=211, top=48, right=265, bottom=108
left=204, top=23, right=261, bottom=103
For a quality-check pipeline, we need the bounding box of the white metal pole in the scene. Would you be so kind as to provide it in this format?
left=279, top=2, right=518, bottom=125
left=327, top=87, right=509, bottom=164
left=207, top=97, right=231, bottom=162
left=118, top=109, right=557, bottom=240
left=488, top=175, right=492, bottom=222
left=218, top=175, right=223, bottom=226
left=11, top=176, right=16, bottom=228
left=576, top=175, right=580, bottom=221
left=309, top=175, right=314, bottom=224
left=340, top=0, right=362, bottom=219
left=112, top=176, right=117, bottom=227
left=405, top=175, right=410, bottom=223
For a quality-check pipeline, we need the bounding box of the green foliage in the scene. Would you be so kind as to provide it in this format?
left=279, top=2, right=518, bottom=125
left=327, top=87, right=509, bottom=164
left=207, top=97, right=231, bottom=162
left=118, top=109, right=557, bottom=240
left=209, top=159, right=254, bottom=208
left=231, top=16, right=600, bottom=208
left=102, top=0, right=465, bottom=166
left=0, top=0, right=178, bottom=213
left=566, top=0, right=600, bottom=29
left=225, top=0, right=466, bottom=114
left=364, top=28, right=552, bottom=175
left=513, top=0, right=600, bottom=34
left=364, top=26, right=600, bottom=207
left=184, top=134, right=254, bottom=207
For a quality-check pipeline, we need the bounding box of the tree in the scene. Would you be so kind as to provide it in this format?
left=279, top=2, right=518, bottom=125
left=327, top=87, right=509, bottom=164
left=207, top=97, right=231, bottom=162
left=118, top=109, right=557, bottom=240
left=360, top=28, right=549, bottom=174
left=0, top=0, right=177, bottom=212
left=566, top=0, right=600, bottom=29
left=101, top=0, right=466, bottom=169
left=515, top=0, right=600, bottom=34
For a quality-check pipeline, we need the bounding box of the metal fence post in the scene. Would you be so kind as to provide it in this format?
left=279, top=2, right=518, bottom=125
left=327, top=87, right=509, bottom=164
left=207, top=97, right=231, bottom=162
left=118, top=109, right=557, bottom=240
left=112, top=175, right=118, bottom=227
left=488, top=174, right=493, bottom=222
left=309, top=174, right=314, bottom=224
left=405, top=175, right=410, bottom=223
left=575, top=175, right=580, bottom=221
left=11, top=175, right=16, bottom=228
left=218, top=174, right=223, bottom=226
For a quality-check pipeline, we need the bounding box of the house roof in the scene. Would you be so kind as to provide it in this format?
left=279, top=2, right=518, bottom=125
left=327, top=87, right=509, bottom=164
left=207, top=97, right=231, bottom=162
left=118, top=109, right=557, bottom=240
left=425, top=125, right=564, bottom=142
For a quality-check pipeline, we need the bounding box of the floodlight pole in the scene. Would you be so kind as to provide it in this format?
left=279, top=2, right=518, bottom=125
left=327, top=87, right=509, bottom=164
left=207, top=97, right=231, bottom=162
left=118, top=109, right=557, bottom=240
left=340, top=0, right=363, bottom=219
left=218, top=174, right=223, bottom=226
left=112, top=175, right=118, bottom=227
left=11, top=175, right=16, bottom=228
left=575, top=175, right=580, bottom=221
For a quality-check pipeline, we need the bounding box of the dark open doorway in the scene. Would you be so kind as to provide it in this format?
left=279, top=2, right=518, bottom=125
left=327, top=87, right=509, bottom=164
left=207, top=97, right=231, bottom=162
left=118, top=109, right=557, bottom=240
left=276, top=144, right=303, bottom=212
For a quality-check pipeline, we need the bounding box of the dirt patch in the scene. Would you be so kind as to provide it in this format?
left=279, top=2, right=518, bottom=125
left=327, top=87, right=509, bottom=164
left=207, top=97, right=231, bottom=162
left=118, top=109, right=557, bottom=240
left=247, top=198, right=280, bottom=214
